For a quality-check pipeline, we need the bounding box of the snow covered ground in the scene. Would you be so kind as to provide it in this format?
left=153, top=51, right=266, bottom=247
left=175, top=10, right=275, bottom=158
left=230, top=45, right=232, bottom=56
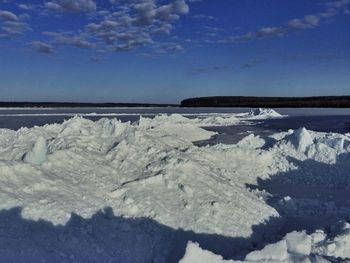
left=0, top=108, right=349, bottom=262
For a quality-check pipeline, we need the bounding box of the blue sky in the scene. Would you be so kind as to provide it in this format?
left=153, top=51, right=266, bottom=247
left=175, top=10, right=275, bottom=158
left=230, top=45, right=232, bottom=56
left=0, top=0, right=349, bottom=103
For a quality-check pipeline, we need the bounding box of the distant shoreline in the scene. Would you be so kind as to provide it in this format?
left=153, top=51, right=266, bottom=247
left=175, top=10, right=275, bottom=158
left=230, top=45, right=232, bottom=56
left=181, top=96, right=350, bottom=108
left=0, top=102, right=178, bottom=108
left=2, top=96, right=350, bottom=108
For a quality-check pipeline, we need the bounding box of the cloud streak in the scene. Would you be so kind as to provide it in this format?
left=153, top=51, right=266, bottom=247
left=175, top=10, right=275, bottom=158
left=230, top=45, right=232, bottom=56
left=0, top=10, right=19, bottom=21
left=220, top=0, right=350, bottom=43
left=0, top=9, right=30, bottom=37
left=45, top=0, right=96, bottom=13
left=193, top=65, right=231, bottom=74
left=31, top=41, right=54, bottom=54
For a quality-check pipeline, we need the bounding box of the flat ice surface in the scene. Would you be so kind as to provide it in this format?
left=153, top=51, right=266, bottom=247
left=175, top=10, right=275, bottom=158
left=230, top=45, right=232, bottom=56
left=0, top=108, right=350, bottom=262
left=0, top=107, right=350, bottom=133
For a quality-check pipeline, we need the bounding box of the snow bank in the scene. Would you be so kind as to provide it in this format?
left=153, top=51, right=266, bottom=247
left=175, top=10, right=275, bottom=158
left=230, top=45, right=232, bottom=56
left=180, top=222, right=350, bottom=262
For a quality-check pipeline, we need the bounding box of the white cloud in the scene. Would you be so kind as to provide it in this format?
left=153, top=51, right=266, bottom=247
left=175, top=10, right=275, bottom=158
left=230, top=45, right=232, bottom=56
left=43, top=32, right=95, bottom=49
left=0, top=10, right=19, bottom=21
left=0, top=10, right=30, bottom=37
left=82, top=0, right=190, bottom=53
left=18, top=4, right=35, bottom=11
left=288, top=15, right=320, bottom=29
left=45, top=0, right=96, bottom=13
left=223, top=0, right=349, bottom=43
left=31, top=41, right=55, bottom=53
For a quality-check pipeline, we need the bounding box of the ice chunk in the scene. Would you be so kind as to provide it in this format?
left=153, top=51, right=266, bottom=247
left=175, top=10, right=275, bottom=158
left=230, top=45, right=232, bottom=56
left=139, top=114, right=216, bottom=142
left=245, top=240, right=288, bottom=261
left=311, top=230, right=326, bottom=244
left=290, top=127, right=313, bottom=152
left=179, top=222, right=350, bottom=263
left=23, top=136, right=48, bottom=165
left=179, top=242, right=234, bottom=263
left=285, top=231, right=312, bottom=256
left=195, top=115, right=239, bottom=127
left=246, top=108, right=284, bottom=119
left=306, top=143, right=337, bottom=164
left=315, top=222, right=350, bottom=259
left=237, top=134, right=265, bottom=149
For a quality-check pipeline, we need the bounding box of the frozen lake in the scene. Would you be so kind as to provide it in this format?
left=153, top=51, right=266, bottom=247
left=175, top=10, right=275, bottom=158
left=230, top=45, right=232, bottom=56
left=1, top=107, right=350, bottom=262
left=1, top=107, right=349, bottom=134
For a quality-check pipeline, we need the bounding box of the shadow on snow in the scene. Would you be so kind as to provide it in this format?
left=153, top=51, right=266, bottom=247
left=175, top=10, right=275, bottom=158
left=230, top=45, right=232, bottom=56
left=247, top=152, right=350, bottom=236
left=0, top=206, right=281, bottom=263
left=1, top=153, right=350, bottom=262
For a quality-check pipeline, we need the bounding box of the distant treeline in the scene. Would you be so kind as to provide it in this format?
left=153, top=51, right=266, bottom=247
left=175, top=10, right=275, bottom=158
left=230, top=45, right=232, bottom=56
left=0, top=102, right=177, bottom=108
left=181, top=96, right=350, bottom=108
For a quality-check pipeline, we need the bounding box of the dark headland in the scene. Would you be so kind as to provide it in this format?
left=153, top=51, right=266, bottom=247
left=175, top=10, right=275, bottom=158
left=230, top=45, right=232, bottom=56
left=0, top=102, right=177, bottom=108
left=181, top=96, right=350, bottom=108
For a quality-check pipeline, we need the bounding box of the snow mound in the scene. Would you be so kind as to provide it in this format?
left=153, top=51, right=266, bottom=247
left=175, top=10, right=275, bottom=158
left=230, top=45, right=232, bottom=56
left=137, top=108, right=285, bottom=129
left=138, top=114, right=217, bottom=142
left=193, top=108, right=285, bottom=126
left=289, top=127, right=314, bottom=152
left=237, top=134, right=265, bottom=149
left=243, top=231, right=313, bottom=262
left=179, top=242, right=235, bottom=263
left=0, top=115, right=277, bottom=237
left=181, top=222, right=350, bottom=262
left=315, top=222, right=350, bottom=259
left=245, top=108, right=284, bottom=120
left=195, top=115, right=240, bottom=127
left=245, top=240, right=289, bottom=261
left=276, top=127, right=350, bottom=164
